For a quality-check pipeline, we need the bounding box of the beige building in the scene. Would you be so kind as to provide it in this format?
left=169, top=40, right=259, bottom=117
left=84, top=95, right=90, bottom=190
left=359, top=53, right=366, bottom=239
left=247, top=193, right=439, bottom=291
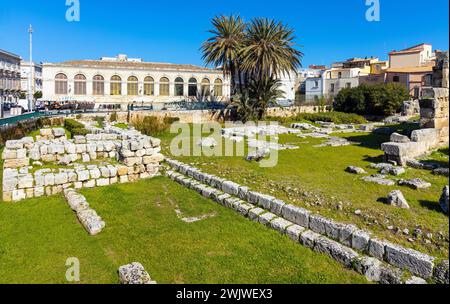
left=0, top=49, right=21, bottom=117
left=42, top=54, right=230, bottom=110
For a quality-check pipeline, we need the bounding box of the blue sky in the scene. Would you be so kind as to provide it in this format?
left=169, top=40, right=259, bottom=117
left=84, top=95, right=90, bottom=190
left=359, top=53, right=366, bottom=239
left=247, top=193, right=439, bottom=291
left=1, top=0, right=448, bottom=68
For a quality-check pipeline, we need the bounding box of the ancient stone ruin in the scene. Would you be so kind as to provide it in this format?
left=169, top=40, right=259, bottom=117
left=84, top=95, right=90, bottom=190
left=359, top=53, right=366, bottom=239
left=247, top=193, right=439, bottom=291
left=2, top=123, right=164, bottom=202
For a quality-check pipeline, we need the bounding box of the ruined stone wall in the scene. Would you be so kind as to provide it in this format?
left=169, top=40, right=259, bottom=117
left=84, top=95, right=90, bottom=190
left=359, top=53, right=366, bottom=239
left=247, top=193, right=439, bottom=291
left=420, top=88, right=449, bottom=143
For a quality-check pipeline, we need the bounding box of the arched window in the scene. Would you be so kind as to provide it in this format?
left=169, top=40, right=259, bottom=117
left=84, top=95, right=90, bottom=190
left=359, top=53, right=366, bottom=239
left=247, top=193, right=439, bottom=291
left=110, top=75, right=122, bottom=95
left=214, top=79, right=223, bottom=97
left=188, top=78, right=197, bottom=97
left=201, top=78, right=210, bottom=96
left=144, top=76, right=154, bottom=95
left=93, top=75, right=104, bottom=95
left=74, top=74, right=86, bottom=95
left=127, top=76, right=138, bottom=96
left=159, top=77, right=170, bottom=96
left=55, top=73, right=68, bottom=95
left=174, top=77, right=184, bottom=96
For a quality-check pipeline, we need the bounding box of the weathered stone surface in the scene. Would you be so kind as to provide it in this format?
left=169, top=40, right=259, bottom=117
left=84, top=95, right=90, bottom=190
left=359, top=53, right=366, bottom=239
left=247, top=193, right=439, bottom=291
left=354, top=257, right=382, bottom=282
left=77, top=170, right=90, bottom=182
left=369, top=238, right=387, bottom=261
left=379, top=265, right=404, bottom=285
left=362, top=174, right=395, bottom=186
left=352, top=229, right=371, bottom=252
left=300, top=230, right=321, bottom=249
left=286, top=224, right=305, bottom=242
left=398, top=178, right=432, bottom=190
left=339, top=224, right=358, bottom=247
left=345, top=166, right=367, bottom=175
left=281, top=204, right=310, bottom=228
left=433, top=167, right=450, bottom=177
left=385, top=242, right=435, bottom=279
left=390, top=132, right=411, bottom=143
left=77, top=208, right=105, bottom=235
left=258, top=212, right=277, bottom=226
left=236, top=203, right=255, bottom=217
left=270, top=217, right=293, bottom=234
left=248, top=207, right=265, bottom=221
left=387, top=190, right=410, bottom=209
left=118, top=262, right=156, bottom=284
left=222, top=180, right=240, bottom=196
left=270, top=199, right=285, bottom=215
left=439, top=185, right=449, bottom=214
left=314, top=236, right=359, bottom=268
left=433, top=260, right=449, bottom=284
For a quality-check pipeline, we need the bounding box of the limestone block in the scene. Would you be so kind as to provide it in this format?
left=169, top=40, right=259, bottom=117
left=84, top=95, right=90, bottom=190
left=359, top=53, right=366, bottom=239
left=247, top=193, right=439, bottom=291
left=221, top=180, right=240, bottom=196
left=3, top=158, right=30, bottom=169
left=405, top=276, right=427, bottom=284
left=390, top=132, right=411, bottom=143
left=99, top=167, right=110, bottom=178
left=41, top=154, right=56, bottom=162
left=75, top=144, right=87, bottom=153
left=237, top=186, right=249, bottom=200
left=258, top=194, right=275, bottom=210
left=237, top=203, right=255, bottom=217
left=5, top=140, right=24, bottom=149
left=385, top=242, right=435, bottom=279
left=89, top=168, right=101, bottom=179
left=18, top=175, right=33, bottom=189
left=83, top=180, right=96, bottom=188
left=124, top=157, right=140, bottom=167
left=300, top=230, right=321, bottom=249
left=352, top=229, right=371, bottom=252
left=387, top=190, right=410, bottom=209
left=77, top=208, right=105, bottom=235
left=39, top=129, right=53, bottom=137
left=25, top=188, right=35, bottom=199
left=117, top=166, right=128, bottom=176
left=39, top=145, right=48, bottom=155
left=286, top=224, right=305, bottom=242
left=54, top=173, right=68, bottom=185
left=354, top=257, right=382, bottom=282
left=96, top=178, right=110, bottom=187
left=52, top=185, right=63, bottom=195
left=339, top=224, right=358, bottom=247
left=12, top=189, right=26, bottom=201
left=3, top=191, right=12, bottom=202
left=74, top=136, right=86, bottom=144
left=29, top=149, right=40, bottom=161
left=128, top=174, right=139, bottom=182
left=120, top=175, right=129, bottom=183
left=52, top=128, right=66, bottom=137
left=77, top=170, right=90, bottom=182
left=107, top=165, right=118, bottom=177
left=270, top=217, right=293, bottom=234
left=130, top=141, right=144, bottom=151
left=281, top=204, right=310, bottom=228
left=3, top=177, right=18, bottom=192
left=74, top=182, right=83, bottom=189
left=68, top=172, right=78, bottom=183
left=118, top=262, right=155, bottom=284
left=110, top=176, right=118, bottom=184
left=314, top=236, right=359, bottom=268
left=369, top=238, right=387, bottom=261
left=269, top=199, right=285, bottom=215
left=439, top=185, right=449, bottom=214
left=258, top=212, right=277, bottom=226
left=2, top=149, right=17, bottom=159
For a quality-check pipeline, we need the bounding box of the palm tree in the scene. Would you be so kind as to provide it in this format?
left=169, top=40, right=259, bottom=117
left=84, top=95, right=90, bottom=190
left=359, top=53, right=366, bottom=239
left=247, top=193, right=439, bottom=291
left=240, top=18, right=303, bottom=81
left=200, top=15, right=246, bottom=94
left=248, top=77, right=285, bottom=119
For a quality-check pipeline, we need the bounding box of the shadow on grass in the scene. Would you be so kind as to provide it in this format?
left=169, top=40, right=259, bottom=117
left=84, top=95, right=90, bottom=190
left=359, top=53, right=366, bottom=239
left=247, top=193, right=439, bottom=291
left=377, top=197, right=388, bottom=205
left=419, top=200, right=445, bottom=213
left=346, top=133, right=389, bottom=150
left=363, top=154, right=385, bottom=164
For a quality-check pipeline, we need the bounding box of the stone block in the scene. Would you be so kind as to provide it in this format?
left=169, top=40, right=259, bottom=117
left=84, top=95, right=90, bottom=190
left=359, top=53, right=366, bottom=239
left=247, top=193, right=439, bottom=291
left=270, top=199, right=285, bottom=215
left=314, top=236, right=359, bottom=268
left=236, top=203, right=255, bottom=217
left=96, top=178, right=110, bottom=187
left=270, top=217, right=293, bottom=234
left=368, top=238, right=387, bottom=261
left=258, top=212, right=277, bottom=226
left=54, top=173, right=68, bottom=185
left=248, top=208, right=265, bottom=221
left=384, top=242, right=435, bottom=279
left=300, top=230, right=321, bottom=249
left=118, top=262, right=156, bottom=284
left=433, top=260, right=449, bottom=284
left=354, top=257, right=382, bottom=282
left=77, top=170, right=90, bottom=182
left=119, top=175, right=129, bottom=184
left=281, top=204, right=310, bottom=228
left=222, top=180, right=241, bottom=196
left=351, top=229, right=371, bottom=252
left=83, top=180, right=96, bottom=188
left=3, top=177, right=18, bottom=192
left=286, top=224, right=305, bottom=242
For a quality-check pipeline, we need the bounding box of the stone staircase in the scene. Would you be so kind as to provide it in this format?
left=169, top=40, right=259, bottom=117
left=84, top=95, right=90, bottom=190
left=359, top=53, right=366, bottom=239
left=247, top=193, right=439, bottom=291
left=164, top=158, right=449, bottom=285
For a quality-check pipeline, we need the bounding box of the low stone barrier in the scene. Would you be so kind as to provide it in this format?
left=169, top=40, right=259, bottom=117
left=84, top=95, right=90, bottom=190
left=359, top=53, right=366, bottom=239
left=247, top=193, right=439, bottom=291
left=63, top=189, right=105, bottom=235
left=165, top=158, right=448, bottom=284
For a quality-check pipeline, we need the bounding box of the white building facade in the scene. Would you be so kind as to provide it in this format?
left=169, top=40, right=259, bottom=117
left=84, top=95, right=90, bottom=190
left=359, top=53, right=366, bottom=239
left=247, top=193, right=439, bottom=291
left=0, top=49, right=21, bottom=117
left=42, top=54, right=231, bottom=109
left=21, top=60, right=43, bottom=95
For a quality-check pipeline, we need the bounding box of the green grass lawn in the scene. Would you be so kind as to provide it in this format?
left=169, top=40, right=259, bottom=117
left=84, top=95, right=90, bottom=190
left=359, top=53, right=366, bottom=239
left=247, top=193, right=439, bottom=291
left=158, top=124, right=449, bottom=260
left=0, top=177, right=367, bottom=284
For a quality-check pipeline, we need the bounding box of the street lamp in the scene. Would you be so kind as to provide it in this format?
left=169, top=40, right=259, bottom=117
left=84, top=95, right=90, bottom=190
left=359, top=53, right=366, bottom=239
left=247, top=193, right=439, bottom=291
left=28, top=24, right=33, bottom=112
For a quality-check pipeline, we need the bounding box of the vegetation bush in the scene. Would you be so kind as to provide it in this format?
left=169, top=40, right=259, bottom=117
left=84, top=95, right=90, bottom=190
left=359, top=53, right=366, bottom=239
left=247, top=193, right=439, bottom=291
left=267, top=111, right=367, bottom=125
left=133, top=116, right=179, bottom=136
left=94, top=116, right=105, bottom=128
left=333, top=83, right=409, bottom=116
left=64, top=119, right=88, bottom=137
left=1, top=118, right=46, bottom=147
